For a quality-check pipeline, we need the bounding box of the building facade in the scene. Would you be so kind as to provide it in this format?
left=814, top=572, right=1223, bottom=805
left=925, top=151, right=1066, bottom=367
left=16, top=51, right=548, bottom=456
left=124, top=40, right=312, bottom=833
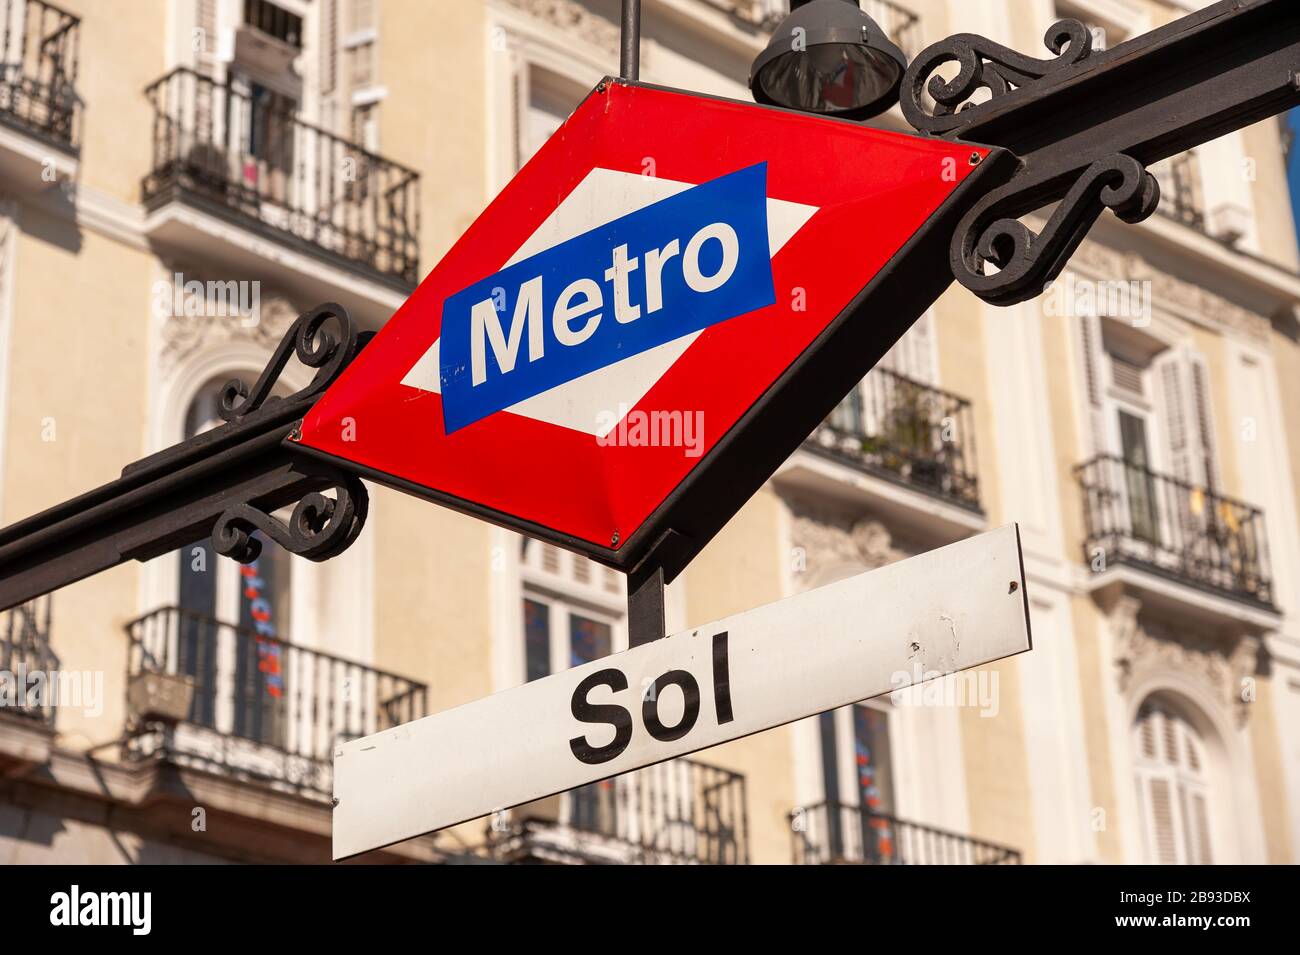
left=0, top=0, right=1297, bottom=865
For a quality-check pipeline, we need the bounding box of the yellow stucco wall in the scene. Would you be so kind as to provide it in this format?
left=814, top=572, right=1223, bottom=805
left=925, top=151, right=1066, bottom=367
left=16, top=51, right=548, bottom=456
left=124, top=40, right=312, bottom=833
left=1246, top=669, right=1294, bottom=863
left=6, top=207, right=156, bottom=748
left=1270, top=325, right=1300, bottom=579
left=380, top=0, right=490, bottom=274
left=369, top=489, right=494, bottom=715
left=58, top=0, right=167, bottom=203
left=1069, top=596, right=1124, bottom=862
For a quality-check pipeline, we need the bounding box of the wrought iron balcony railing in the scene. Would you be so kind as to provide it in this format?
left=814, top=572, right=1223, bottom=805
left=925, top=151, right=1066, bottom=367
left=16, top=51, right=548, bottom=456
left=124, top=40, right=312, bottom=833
left=0, top=0, right=80, bottom=149
left=491, top=757, right=749, bottom=864
left=792, top=802, right=1022, bottom=865
left=142, top=67, right=420, bottom=285
left=125, top=606, right=428, bottom=796
left=807, top=367, right=981, bottom=511
left=1076, top=455, right=1274, bottom=607
left=0, top=595, right=55, bottom=725
left=1151, top=150, right=1205, bottom=231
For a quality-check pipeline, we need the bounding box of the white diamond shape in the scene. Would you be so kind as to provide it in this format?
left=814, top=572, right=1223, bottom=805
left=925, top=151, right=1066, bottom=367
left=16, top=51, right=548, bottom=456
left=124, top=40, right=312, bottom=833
left=401, top=167, right=818, bottom=437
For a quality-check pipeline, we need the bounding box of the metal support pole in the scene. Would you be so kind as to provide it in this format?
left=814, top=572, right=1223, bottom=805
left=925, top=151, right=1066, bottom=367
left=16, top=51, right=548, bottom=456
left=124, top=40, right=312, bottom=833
left=627, top=562, right=665, bottom=648
left=620, top=0, right=641, bottom=81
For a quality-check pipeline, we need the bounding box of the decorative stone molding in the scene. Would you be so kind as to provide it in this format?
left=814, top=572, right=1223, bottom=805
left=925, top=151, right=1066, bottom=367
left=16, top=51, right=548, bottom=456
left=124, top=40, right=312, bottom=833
left=503, top=0, right=622, bottom=55
left=1071, top=238, right=1272, bottom=345
left=160, top=285, right=300, bottom=376
left=1108, top=594, right=1261, bottom=728
left=787, top=498, right=907, bottom=588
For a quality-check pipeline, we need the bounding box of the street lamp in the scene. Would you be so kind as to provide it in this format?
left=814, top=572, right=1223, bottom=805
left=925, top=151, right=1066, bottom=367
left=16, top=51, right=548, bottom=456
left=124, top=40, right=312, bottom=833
left=749, top=0, right=909, bottom=121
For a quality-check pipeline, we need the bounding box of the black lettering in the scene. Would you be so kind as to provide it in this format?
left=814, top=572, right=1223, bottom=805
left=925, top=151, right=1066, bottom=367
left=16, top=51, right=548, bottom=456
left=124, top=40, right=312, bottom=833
left=569, top=668, right=633, bottom=764
left=642, top=669, right=700, bottom=742
left=712, top=631, right=733, bottom=724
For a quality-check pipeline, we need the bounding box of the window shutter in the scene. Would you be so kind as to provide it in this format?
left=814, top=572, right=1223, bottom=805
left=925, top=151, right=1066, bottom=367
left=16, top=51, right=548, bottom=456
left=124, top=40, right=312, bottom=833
left=1134, top=703, right=1215, bottom=865
left=1189, top=356, right=1220, bottom=491
left=196, top=0, right=218, bottom=74
left=1188, top=791, right=1213, bottom=864
left=1157, top=354, right=1193, bottom=483
left=880, top=310, right=936, bottom=384
left=1147, top=777, right=1179, bottom=864
left=1156, top=349, right=1218, bottom=489
left=572, top=556, right=591, bottom=585
left=1139, top=709, right=1157, bottom=758
left=1076, top=312, right=1106, bottom=454
left=320, top=0, right=338, bottom=95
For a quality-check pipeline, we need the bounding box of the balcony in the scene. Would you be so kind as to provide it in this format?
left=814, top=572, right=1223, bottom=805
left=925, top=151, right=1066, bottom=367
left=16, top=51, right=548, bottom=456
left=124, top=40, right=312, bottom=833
left=124, top=606, right=428, bottom=799
left=141, top=68, right=419, bottom=318
left=1076, top=455, right=1274, bottom=609
left=792, top=803, right=1022, bottom=865
left=488, top=757, right=749, bottom=864
left=0, top=596, right=56, bottom=773
left=0, top=595, right=55, bottom=725
left=0, top=0, right=79, bottom=186
left=1152, top=151, right=1205, bottom=232
left=805, top=368, right=981, bottom=513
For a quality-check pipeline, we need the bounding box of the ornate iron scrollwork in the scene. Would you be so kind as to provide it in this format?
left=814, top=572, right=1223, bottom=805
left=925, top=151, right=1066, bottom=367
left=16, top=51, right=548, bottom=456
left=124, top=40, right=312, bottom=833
left=212, top=472, right=369, bottom=564
left=901, top=20, right=1094, bottom=135
left=218, top=302, right=360, bottom=422
left=950, top=154, right=1160, bottom=307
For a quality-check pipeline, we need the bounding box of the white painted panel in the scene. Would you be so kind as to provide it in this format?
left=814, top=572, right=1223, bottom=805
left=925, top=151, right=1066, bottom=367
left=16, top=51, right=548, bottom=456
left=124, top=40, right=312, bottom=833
left=334, top=526, right=1031, bottom=858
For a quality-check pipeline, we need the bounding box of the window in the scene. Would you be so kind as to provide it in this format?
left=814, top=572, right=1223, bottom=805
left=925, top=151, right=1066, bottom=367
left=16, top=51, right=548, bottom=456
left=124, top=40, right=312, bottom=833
left=176, top=377, right=292, bottom=746
left=818, top=702, right=897, bottom=862
left=519, top=538, right=623, bottom=833
left=244, top=0, right=303, bottom=49
left=515, top=66, right=588, bottom=171
left=1118, top=409, right=1158, bottom=543
left=1077, top=318, right=1220, bottom=494
left=1134, top=699, right=1215, bottom=864
left=832, top=310, right=936, bottom=432
left=518, top=594, right=616, bottom=682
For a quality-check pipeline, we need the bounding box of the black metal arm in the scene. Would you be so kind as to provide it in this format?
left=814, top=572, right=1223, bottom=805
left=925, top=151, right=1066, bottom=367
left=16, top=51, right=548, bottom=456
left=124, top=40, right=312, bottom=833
left=900, top=0, right=1300, bottom=305
left=0, top=305, right=369, bottom=612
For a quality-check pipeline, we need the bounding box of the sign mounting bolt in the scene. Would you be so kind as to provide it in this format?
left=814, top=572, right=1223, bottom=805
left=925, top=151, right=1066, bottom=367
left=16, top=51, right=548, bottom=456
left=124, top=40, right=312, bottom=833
left=611, top=530, right=620, bottom=545
left=969, top=152, right=982, bottom=166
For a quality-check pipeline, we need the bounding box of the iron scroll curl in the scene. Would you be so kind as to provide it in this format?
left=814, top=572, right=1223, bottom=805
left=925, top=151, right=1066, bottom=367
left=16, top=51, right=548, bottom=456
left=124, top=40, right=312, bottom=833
left=218, top=302, right=359, bottom=422
left=900, top=20, right=1095, bottom=134
left=212, top=472, right=369, bottom=565
left=950, top=154, right=1161, bottom=307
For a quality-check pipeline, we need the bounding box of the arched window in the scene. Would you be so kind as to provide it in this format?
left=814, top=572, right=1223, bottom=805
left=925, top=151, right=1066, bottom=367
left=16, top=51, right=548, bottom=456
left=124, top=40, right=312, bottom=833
left=175, top=376, right=292, bottom=745
left=1133, top=698, right=1214, bottom=864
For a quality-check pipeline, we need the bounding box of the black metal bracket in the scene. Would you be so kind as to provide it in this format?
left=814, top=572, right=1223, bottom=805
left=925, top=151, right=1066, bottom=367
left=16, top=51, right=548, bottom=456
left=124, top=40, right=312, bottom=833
left=0, top=304, right=369, bottom=611
left=901, top=0, right=1300, bottom=304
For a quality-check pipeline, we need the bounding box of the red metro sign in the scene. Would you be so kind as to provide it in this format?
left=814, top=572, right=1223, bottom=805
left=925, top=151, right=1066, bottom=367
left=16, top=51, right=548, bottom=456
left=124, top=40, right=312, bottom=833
left=294, top=81, right=1009, bottom=577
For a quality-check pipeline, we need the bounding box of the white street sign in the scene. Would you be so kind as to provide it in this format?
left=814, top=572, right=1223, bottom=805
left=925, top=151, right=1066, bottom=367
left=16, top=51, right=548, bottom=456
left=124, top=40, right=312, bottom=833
left=333, top=524, right=1031, bottom=859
